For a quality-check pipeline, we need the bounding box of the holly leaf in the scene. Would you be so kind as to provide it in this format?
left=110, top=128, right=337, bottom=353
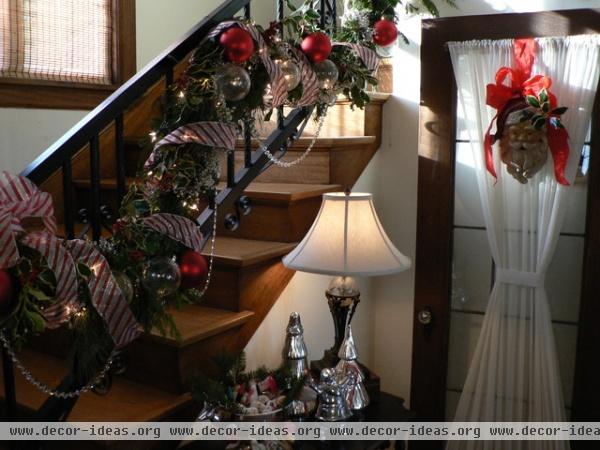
left=526, top=95, right=540, bottom=109
left=533, top=117, right=546, bottom=129
left=539, top=89, right=548, bottom=103
left=542, top=102, right=550, bottom=113
left=551, top=106, right=568, bottom=115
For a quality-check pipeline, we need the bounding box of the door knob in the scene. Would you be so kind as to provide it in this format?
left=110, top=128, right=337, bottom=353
left=417, top=309, right=432, bottom=325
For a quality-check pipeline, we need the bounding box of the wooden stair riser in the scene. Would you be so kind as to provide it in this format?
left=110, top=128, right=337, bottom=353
left=72, top=183, right=337, bottom=243
left=217, top=196, right=323, bottom=242
left=219, top=150, right=331, bottom=185
left=260, top=96, right=387, bottom=140
left=122, top=326, right=241, bottom=394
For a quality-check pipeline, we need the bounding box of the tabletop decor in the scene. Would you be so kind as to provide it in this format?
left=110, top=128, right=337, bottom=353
left=336, top=324, right=369, bottom=410
left=191, top=351, right=313, bottom=421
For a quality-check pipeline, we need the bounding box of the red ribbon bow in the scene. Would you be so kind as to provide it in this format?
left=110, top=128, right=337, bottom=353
left=484, top=39, right=570, bottom=185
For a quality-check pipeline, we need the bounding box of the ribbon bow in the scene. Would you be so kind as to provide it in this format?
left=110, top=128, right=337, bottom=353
left=484, top=39, right=570, bottom=185
left=0, top=172, right=141, bottom=345
left=0, top=172, right=56, bottom=269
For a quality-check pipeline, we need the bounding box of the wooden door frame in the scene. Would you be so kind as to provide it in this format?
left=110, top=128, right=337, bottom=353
left=410, top=8, right=600, bottom=429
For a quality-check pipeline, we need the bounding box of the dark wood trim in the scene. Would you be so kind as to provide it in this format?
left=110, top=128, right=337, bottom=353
left=0, top=0, right=136, bottom=110
left=410, top=15, right=456, bottom=426
left=572, top=69, right=600, bottom=421
left=411, top=9, right=600, bottom=440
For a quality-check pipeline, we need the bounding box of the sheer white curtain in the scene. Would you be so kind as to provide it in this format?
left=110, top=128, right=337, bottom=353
left=447, top=36, right=600, bottom=450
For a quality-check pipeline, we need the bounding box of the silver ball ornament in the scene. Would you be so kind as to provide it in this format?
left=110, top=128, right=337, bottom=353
left=215, top=64, right=251, bottom=101
left=278, top=60, right=301, bottom=91
left=142, top=257, right=181, bottom=297
left=314, top=59, right=339, bottom=90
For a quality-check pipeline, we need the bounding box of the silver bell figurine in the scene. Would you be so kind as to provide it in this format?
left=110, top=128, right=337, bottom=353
left=312, top=368, right=355, bottom=421
left=336, top=324, right=369, bottom=410
left=282, top=312, right=309, bottom=380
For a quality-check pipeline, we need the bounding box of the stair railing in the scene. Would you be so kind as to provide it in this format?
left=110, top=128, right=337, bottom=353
left=6, top=0, right=335, bottom=423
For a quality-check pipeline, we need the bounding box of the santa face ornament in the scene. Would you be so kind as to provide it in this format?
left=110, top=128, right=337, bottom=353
left=499, top=109, right=549, bottom=184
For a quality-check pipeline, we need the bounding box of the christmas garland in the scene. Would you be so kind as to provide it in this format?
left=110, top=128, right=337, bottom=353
left=0, top=0, right=451, bottom=395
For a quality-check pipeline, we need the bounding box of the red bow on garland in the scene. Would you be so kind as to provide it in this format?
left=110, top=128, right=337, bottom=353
left=484, top=38, right=570, bottom=185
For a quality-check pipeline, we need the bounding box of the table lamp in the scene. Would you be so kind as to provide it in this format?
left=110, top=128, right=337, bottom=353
left=282, top=191, right=411, bottom=370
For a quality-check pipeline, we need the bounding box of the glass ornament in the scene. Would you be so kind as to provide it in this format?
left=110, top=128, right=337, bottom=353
left=215, top=64, right=251, bottom=102
left=314, top=59, right=339, bottom=90
left=278, top=60, right=301, bottom=91
left=142, top=257, right=181, bottom=297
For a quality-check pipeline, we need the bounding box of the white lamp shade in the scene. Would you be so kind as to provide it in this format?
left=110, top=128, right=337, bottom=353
left=282, top=192, right=411, bottom=276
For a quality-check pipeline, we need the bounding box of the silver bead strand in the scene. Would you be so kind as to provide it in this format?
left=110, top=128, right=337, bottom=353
left=197, top=199, right=217, bottom=297
left=261, top=108, right=327, bottom=168
left=0, top=332, right=115, bottom=398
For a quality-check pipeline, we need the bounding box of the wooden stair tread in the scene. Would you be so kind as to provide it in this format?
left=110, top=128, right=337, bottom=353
left=73, top=178, right=341, bottom=203
left=148, top=305, right=254, bottom=346
left=205, top=237, right=296, bottom=268
left=0, top=349, right=191, bottom=421
left=218, top=181, right=341, bottom=203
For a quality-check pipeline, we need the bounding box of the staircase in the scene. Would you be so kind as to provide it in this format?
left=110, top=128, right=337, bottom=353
left=0, top=0, right=389, bottom=427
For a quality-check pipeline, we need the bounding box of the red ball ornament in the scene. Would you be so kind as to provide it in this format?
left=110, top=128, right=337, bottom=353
left=373, top=19, right=398, bottom=47
left=301, top=32, right=332, bottom=63
left=178, top=250, right=209, bottom=289
left=0, top=270, right=15, bottom=313
left=219, top=27, right=255, bottom=63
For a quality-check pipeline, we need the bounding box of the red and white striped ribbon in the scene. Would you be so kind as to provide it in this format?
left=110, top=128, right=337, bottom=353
left=0, top=212, right=19, bottom=269
left=66, top=240, right=142, bottom=348
left=333, top=42, right=381, bottom=73
left=143, top=213, right=204, bottom=253
left=208, top=20, right=288, bottom=108
left=290, top=48, right=320, bottom=107
left=20, top=232, right=78, bottom=329
left=145, top=122, right=238, bottom=168
left=0, top=172, right=56, bottom=234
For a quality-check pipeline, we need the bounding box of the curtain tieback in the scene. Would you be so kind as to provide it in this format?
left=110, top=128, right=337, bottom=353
left=495, top=268, right=545, bottom=288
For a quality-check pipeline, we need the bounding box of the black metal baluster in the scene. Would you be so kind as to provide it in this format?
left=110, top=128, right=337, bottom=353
left=62, top=159, right=75, bottom=239
left=320, top=0, right=326, bottom=29
left=2, top=347, right=17, bottom=421
left=89, top=135, right=101, bottom=241
left=115, top=114, right=126, bottom=205
left=164, top=65, right=174, bottom=123
left=330, top=0, right=337, bottom=32
left=276, top=0, right=284, bottom=130
left=244, top=2, right=250, bottom=19
left=227, top=150, right=236, bottom=188
left=244, top=124, right=252, bottom=168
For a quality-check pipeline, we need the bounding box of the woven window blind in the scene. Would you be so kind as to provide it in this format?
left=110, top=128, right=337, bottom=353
left=0, top=0, right=113, bottom=85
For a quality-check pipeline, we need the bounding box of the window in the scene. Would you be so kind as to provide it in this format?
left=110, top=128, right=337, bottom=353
left=0, top=0, right=135, bottom=109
